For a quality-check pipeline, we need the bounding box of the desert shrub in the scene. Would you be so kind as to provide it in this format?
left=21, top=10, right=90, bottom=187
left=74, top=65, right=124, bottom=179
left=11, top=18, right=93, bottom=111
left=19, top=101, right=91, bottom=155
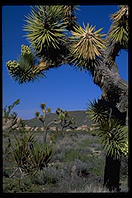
left=52, top=152, right=65, bottom=162
left=11, top=132, right=36, bottom=173
left=64, top=148, right=95, bottom=163
left=64, top=149, right=82, bottom=162
left=56, top=174, right=88, bottom=193
left=31, top=167, right=65, bottom=185
left=68, top=159, right=89, bottom=177
left=10, top=132, right=55, bottom=175
left=3, top=176, right=42, bottom=193
left=81, top=183, right=109, bottom=192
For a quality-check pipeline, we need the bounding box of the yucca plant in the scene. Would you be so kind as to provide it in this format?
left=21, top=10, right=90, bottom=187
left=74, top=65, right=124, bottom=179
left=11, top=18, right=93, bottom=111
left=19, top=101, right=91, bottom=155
left=108, top=5, right=128, bottom=46
left=24, top=6, right=67, bottom=62
left=29, top=143, right=54, bottom=170
left=70, top=23, right=106, bottom=67
left=7, top=45, right=45, bottom=83
left=10, top=132, right=54, bottom=176
left=98, top=119, right=128, bottom=160
left=87, top=99, right=128, bottom=159
left=87, top=99, right=109, bottom=124
left=11, top=132, right=36, bottom=174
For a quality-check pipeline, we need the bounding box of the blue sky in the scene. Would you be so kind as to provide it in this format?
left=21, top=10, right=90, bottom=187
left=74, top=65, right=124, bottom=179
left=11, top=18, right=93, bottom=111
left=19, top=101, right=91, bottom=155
left=2, top=5, right=128, bottom=120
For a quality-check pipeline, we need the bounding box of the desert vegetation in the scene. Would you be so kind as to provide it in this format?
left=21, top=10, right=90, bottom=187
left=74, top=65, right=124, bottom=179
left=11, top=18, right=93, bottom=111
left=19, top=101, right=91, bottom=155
left=3, top=5, right=128, bottom=193
left=3, top=100, right=128, bottom=193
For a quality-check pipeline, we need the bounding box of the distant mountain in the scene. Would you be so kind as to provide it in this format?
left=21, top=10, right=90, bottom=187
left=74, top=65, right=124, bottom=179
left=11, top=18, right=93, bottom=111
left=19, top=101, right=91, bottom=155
left=23, top=110, right=92, bottom=127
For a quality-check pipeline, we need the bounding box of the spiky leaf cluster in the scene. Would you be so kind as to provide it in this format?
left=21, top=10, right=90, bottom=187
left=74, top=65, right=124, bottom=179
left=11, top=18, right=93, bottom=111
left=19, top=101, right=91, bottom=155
left=108, top=5, right=128, bottom=46
left=70, top=23, right=106, bottom=67
left=11, top=133, right=54, bottom=174
left=6, top=45, right=45, bottom=83
left=98, top=119, right=128, bottom=159
left=24, top=6, right=67, bottom=62
left=87, top=99, right=128, bottom=159
left=87, top=99, right=110, bottom=124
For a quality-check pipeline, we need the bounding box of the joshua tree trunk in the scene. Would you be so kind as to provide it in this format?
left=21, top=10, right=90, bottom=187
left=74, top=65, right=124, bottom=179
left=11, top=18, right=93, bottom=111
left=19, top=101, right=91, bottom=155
left=43, top=130, right=47, bottom=143
left=90, top=40, right=128, bottom=191
left=43, top=123, right=47, bottom=143
left=104, top=155, right=121, bottom=191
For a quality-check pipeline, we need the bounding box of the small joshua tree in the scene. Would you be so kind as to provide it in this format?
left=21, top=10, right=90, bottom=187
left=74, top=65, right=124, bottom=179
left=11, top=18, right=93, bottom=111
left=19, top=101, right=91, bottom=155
left=56, top=108, right=77, bottom=132
left=35, top=103, right=51, bottom=143
left=3, top=99, right=21, bottom=132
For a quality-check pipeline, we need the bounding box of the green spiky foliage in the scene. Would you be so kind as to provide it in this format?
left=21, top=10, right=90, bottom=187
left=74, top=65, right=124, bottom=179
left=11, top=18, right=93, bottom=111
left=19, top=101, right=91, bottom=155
left=108, top=5, right=128, bottom=47
left=29, top=143, right=54, bottom=170
left=6, top=5, right=128, bottom=84
left=11, top=132, right=54, bottom=175
left=69, top=23, right=106, bottom=68
left=87, top=99, right=128, bottom=159
left=6, top=45, right=45, bottom=83
left=6, top=5, right=108, bottom=83
left=98, top=120, right=128, bottom=159
left=11, top=132, right=36, bottom=174
left=24, top=6, right=68, bottom=64
left=87, top=99, right=109, bottom=124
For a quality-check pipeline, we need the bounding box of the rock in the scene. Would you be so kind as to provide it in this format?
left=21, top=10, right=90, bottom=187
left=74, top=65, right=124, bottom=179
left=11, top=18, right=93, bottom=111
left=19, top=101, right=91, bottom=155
left=49, top=126, right=56, bottom=131
left=25, top=126, right=31, bottom=131
left=34, top=127, right=39, bottom=131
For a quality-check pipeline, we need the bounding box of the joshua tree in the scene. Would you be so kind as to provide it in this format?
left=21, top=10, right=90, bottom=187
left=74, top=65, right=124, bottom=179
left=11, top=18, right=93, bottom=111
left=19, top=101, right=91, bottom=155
left=56, top=107, right=77, bottom=132
left=35, top=103, right=51, bottom=143
left=3, top=99, right=21, bottom=131
left=6, top=5, right=128, bottom=191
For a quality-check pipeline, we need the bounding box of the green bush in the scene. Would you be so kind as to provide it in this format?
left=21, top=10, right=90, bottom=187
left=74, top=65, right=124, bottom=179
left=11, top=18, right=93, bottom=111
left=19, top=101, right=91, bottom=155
left=30, top=143, right=55, bottom=170
left=68, top=159, right=89, bottom=177
left=11, top=132, right=55, bottom=175
left=31, top=167, right=65, bottom=185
